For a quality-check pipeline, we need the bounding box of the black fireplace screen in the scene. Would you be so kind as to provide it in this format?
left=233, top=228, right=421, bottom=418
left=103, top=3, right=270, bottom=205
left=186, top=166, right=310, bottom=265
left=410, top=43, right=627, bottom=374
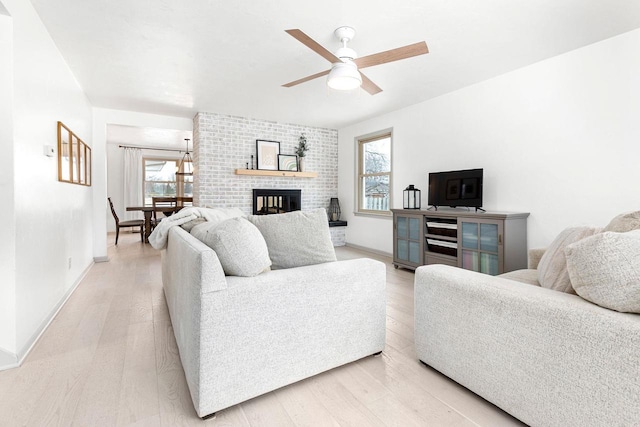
left=252, top=189, right=301, bottom=215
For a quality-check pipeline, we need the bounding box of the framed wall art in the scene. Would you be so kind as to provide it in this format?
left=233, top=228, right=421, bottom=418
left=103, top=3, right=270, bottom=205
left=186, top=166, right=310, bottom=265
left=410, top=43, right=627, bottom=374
left=256, top=139, right=280, bottom=170
left=278, top=154, right=298, bottom=171
left=58, top=121, right=92, bottom=186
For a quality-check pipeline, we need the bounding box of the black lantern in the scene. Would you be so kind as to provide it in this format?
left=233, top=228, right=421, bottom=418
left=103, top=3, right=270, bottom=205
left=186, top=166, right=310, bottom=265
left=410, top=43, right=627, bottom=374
left=403, top=185, right=421, bottom=209
left=329, top=198, right=341, bottom=221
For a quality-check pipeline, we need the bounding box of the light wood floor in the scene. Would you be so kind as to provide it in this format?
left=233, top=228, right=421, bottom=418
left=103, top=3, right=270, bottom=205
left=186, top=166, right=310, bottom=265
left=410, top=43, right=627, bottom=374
left=0, top=231, right=524, bottom=427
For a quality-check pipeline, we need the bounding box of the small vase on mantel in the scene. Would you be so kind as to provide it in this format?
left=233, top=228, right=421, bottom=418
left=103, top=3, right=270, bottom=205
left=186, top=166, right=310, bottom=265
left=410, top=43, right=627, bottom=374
left=298, top=157, right=305, bottom=172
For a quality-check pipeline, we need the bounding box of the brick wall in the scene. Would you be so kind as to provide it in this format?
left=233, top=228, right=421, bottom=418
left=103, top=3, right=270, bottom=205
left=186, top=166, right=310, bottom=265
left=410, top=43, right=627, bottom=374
left=193, top=112, right=338, bottom=214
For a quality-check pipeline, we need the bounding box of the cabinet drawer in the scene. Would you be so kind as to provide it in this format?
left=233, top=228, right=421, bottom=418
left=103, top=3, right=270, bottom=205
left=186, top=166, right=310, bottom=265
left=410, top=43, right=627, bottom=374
left=426, top=238, right=457, bottom=257
left=425, top=220, right=457, bottom=237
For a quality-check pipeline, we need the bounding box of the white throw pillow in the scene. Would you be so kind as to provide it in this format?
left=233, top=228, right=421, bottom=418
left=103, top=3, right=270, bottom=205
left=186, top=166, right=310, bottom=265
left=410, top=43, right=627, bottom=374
left=537, top=226, right=601, bottom=294
left=180, top=217, right=207, bottom=232
left=248, top=208, right=337, bottom=269
left=192, top=217, right=271, bottom=277
left=565, top=230, right=640, bottom=313
left=603, top=210, right=640, bottom=233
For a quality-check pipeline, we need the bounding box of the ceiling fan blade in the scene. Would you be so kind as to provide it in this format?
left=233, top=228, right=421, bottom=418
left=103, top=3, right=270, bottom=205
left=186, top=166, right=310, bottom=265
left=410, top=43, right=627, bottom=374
left=282, top=69, right=330, bottom=87
left=354, top=41, right=429, bottom=69
left=360, top=72, right=382, bottom=95
left=285, top=29, right=341, bottom=64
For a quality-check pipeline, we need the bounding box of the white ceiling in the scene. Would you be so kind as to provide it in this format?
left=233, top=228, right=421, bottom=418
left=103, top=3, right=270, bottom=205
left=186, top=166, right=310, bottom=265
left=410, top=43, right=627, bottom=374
left=31, top=0, right=640, bottom=129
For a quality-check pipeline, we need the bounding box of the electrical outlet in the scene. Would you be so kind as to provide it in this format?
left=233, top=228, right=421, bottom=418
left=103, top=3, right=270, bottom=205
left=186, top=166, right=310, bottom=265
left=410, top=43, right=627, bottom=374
left=43, top=145, right=55, bottom=157
left=68, top=257, right=72, bottom=269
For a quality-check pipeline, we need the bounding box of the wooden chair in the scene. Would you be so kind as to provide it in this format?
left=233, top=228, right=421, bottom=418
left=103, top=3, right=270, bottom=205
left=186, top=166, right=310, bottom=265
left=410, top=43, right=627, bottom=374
left=177, top=196, right=193, bottom=210
left=152, top=197, right=178, bottom=227
left=108, top=197, right=144, bottom=245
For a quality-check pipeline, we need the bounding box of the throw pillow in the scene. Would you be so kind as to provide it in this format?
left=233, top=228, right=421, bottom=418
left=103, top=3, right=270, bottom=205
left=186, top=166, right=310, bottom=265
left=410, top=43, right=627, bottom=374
left=603, top=210, right=640, bottom=233
left=180, top=217, right=207, bottom=232
left=248, top=208, right=337, bottom=269
left=537, top=226, right=601, bottom=294
left=193, top=217, right=271, bottom=277
left=565, top=230, right=640, bottom=313
left=189, top=207, right=246, bottom=239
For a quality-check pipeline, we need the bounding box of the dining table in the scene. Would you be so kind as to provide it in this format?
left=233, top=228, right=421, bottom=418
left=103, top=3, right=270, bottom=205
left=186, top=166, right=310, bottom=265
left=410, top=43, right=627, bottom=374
left=126, top=205, right=178, bottom=243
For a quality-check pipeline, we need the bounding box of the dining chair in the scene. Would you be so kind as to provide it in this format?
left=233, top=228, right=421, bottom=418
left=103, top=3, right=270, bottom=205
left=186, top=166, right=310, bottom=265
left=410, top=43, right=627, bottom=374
left=108, top=197, right=144, bottom=245
left=152, top=197, right=178, bottom=227
left=177, top=196, right=193, bottom=210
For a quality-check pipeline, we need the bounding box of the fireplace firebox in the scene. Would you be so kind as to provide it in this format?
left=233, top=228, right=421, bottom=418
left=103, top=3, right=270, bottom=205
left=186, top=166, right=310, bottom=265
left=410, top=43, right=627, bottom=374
left=252, top=189, right=301, bottom=215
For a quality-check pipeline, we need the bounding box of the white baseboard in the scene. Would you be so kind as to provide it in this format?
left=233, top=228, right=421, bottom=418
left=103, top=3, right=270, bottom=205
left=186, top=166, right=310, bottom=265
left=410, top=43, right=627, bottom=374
left=94, top=256, right=109, bottom=263
left=12, top=261, right=94, bottom=368
left=0, top=347, right=18, bottom=371
left=345, top=243, right=392, bottom=259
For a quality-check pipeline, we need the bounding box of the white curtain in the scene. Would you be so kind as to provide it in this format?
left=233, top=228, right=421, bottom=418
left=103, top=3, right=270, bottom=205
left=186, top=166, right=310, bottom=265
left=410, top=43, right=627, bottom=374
left=123, top=148, right=143, bottom=220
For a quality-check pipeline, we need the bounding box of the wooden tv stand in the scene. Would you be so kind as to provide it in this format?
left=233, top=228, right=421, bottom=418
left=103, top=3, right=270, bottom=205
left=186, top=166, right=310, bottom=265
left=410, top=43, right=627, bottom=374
left=392, top=208, right=529, bottom=275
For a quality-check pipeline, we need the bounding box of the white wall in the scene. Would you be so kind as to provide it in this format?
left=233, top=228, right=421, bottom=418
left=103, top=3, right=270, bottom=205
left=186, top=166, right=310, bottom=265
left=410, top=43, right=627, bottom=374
left=2, top=0, right=94, bottom=358
left=93, top=108, right=193, bottom=242
left=0, top=8, right=16, bottom=359
left=339, top=29, right=640, bottom=254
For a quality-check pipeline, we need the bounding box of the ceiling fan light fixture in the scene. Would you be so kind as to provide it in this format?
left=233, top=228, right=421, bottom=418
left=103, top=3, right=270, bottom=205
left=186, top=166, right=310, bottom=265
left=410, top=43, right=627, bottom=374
left=327, top=62, right=362, bottom=91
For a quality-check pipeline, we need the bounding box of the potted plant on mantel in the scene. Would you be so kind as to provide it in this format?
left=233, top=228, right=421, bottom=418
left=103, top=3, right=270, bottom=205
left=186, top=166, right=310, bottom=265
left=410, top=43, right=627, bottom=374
left=295, top=133, right=309, bottom=172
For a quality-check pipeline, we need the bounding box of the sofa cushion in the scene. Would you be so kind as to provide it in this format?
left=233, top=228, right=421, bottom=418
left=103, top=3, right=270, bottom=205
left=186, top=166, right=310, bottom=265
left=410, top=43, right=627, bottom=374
left=248, top=208, right=337, bottom=269
left=192, top=217, right=271, bottom=277
left=499, top=269, right=540, bottom=286
left=565, top=230, right=640, bottom=313
left=603, top=210, right=640, bottom=233
left=537, top=226, right=601, bottom=294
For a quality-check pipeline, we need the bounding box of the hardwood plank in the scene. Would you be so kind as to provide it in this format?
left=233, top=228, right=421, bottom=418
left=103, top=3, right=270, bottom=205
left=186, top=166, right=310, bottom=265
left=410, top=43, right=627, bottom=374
left=0, top=356, right=60, bottom=425
left=153, top=300, right=170, bottom=323
left=386, top=315, right=414, bottom=342
left=389, top=345, right=525, bottom=427
left=356, top=352, right=475, bottom=426
left=328, top=362, right=390, bottom=406
left=307, top=369, right=386, bottom=427
left=240, top=392, right=296, bottom=427
left=274, top=380, right=340, bottom=427
left=116, top=321, right=160, bottom=425
left=385, top=328, right=413, bottom=352
left=25, top=301, right=111, bottom=425
left=129, top=284, right=154, bottom=324
left=71, top=342, right=127, bottom=425
left=366, top=394, right=439, bottom=427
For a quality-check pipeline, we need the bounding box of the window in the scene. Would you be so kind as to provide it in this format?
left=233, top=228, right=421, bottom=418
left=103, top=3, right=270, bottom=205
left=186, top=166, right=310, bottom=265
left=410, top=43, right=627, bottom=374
left=143, top=158, right=193, bottom=205
left=357, top=131, right=392, bottom=215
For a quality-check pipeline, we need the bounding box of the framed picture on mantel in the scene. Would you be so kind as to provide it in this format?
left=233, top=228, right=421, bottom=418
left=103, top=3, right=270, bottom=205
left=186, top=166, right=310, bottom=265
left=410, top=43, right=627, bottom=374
left=278, top=154, right=298, bottom=171
left=256, top=139, right=280, bottom=170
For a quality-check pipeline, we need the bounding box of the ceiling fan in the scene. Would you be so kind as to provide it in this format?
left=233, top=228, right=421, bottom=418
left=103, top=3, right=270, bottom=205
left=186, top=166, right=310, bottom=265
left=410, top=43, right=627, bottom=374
left=283, top=26, right=429, bottom=95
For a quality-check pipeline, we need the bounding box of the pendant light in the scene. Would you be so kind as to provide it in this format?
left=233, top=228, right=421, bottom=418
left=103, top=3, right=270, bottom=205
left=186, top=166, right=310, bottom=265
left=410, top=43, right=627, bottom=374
left=176, top=138, right=193, bottom=176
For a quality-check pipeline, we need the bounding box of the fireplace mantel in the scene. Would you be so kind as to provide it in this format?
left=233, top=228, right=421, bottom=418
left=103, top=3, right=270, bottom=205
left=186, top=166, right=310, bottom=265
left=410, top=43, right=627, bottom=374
left=235, top=169, right=317, bottom=178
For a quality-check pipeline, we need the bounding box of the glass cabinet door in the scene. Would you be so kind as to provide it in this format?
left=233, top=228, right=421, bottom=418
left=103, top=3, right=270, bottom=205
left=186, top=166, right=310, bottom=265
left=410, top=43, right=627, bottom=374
left=394, top=214, right=423, bottom=267
left=458, top=219, right=502, bottom=275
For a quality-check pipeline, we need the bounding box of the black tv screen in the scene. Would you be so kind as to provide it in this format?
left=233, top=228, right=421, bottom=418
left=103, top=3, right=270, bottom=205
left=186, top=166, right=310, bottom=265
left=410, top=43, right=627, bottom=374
left=428, top=168, right=483, bottom=209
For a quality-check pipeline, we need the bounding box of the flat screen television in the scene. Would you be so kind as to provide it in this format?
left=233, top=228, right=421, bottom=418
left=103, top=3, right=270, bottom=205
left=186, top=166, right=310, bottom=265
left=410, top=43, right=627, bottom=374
left=428, top=168, right=483, bottom=210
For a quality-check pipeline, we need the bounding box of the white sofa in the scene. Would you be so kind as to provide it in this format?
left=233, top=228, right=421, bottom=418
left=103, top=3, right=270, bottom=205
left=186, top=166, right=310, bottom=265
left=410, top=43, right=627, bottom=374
left=414, top=213, right=640, bottom=427
left=161, top=225, right=386, bottom=418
